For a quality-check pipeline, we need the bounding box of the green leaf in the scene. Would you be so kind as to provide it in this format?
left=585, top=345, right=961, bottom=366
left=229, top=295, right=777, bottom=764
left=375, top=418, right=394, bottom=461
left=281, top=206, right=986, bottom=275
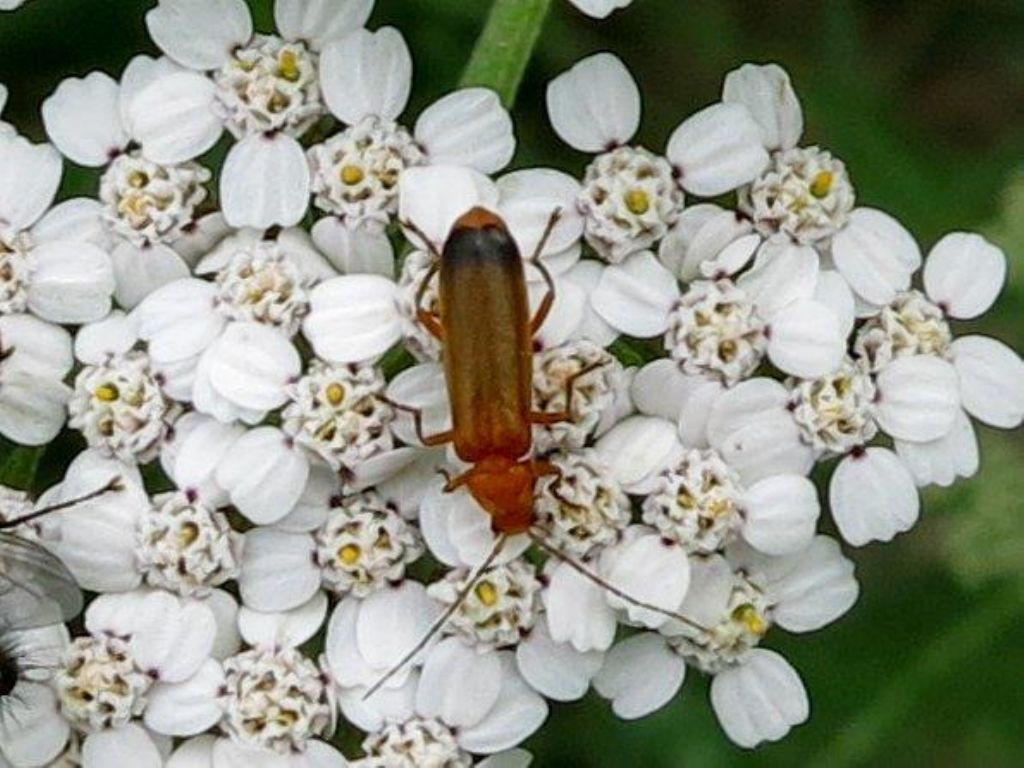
left=813, top=582, right=1024, bottom=768
left=0, top=443, right=44, bottom=491
left=459, top=0, right=552, bottom=107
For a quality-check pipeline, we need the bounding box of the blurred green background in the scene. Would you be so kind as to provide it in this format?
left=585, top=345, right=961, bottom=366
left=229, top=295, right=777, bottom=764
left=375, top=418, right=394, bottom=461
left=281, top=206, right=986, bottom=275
left=2, top=0, right=1023, bottom=765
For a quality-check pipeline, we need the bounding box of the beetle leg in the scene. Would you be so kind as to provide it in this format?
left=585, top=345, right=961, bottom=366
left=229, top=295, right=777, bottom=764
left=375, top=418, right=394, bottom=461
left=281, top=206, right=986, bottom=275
left=399, top=217, right=443, bottom=261
left=413, top=257, right=445, bottom=341
left=527, top=208, right=563, bottom=335
left=529, top=360, right=607, bottom=425
left=381, top=396, right=454, bottom=447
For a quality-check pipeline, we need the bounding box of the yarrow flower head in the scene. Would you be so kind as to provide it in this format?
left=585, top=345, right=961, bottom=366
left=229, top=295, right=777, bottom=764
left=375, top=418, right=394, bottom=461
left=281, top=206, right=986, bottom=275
left=68, top=350, right=173, bottom=463
left=315, top=493, right=423, bottom=598
left=137, top=490, right=242, bottom=596
left=219, top=646, right=334, bottom=754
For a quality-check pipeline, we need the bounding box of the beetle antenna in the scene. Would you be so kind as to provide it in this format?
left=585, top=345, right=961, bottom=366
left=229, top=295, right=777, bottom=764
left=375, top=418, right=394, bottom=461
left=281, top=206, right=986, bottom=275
left=0, top=476, right=124, bottom=530
left=362, top=533, right=509, bottom=701
left=527, top=526, right=710, bottom=634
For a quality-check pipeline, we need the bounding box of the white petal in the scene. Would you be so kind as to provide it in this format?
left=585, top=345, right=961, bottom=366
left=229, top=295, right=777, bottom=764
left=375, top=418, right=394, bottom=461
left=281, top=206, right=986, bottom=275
left=677, top=379, right=725, bottom=449
left=952, top=335, right=1024, bottom=429
left=238, top=529, right=319, bottom=611
left=0, top=134, right=61, bottom=230
left=31, top=197, right=111, bottom=249
left=630, top=359, right=692, bottom=421
left=667, top=102, right=769, bottom=197
left=705, top=377, right=785, bottom=452
left=274, top=0, right=373, bottom=50
left=593, top=633, right=685, bottom=719
left=356, top=582, right=440, bottom=673
left=601, top=529, right=690, bottom=627
left=27, top=241, right=115, bottom=324
left=0, top=312, right=72, bottom=378
left=590, top=251, right=679, bottom=337
left=146, top=0, right=251, bottom=69
left=325, top=598, right=376, bottom=687
left=831, top=208, right=921, bottom=305
left=923, top=232, right=1005, bottom=319
left=168, top=414, right=244, bottom=507
left=456, top=655, right=549, bottom=754
left=699, top=233, right=760, bottom=279
left=0, top=682, right=70, bottom=766
left=173, top=212, right=233, bottom=267
left=311, top=216, right=395, bottom=276
left=875, top=355, right=960, bottom=441
left=443, top=486, right=530, bottom=567
left=736, top=237, right=818, bottom=318
left=273, top=464, right=338, bottom=532
left=221, top=134, right=310, bottom=228
left=75, top=312, right=138, bottom=365
left=710, top=650, right=808, bottom=748
left=741, top=474, right=819, bottom=556
left=416, top=637, right=503, bottom=728
left=167, top=735, right=217, bottom=768
left=43, top=458, right=146, bottom=591
left=564, top=259, right=619, bottom=346
left=303, top=275, right=402, bottom=363
left=216, top=427, right=310, bottom=524
left=145, top=660, right=225, bottom=736
left=211, top=740, right=288, bottom=768
left=498, top=168, right=584, bottom=259
left=542, top=561, right=618, bottom=653
left=706, top=379, right=814, bottom=484
left=516, top=620, right=603, bottom=702
left=895, top=409, right=979, bottom=487
left=813, top=269, right=856, bottom=338
left=386, top=362, right=452, bottom=446
left=594, top=415, right=684, bottom=494
left=546, top=52, right=640, bottom=152
left=125, top=68, right=222, bottom=163
left=829, top=448, right=919, bottom=546
left=238, top=592, right=328, bottom=649
left=397, top=164, right=499, bottom=251
left=415, top=88, right=515, bottom=174
left=83, top=725, right=162, bottom=768
left=42, top=72, right=127, bottom=166
left=767, top=298, right=844, bottom=378
left=111, top=240, right=190, bottom=310
left=753, top=536, right=858, bottom=632
left=205, top=589, right=242, bottom=661
left=88, top=591, right=216, bottom=682
left=204, top=322, right=300, bottom=412
left=337, top=672, right=418, bottom=733
left=136, top=278, right=220, bottom=362
left=721, top=63, right=803, bottom=151
left=0, top=373, right=70, bottom=446
left=658, top=203, right=752, bottom=281
left=320, top=27, right=411, bottom=124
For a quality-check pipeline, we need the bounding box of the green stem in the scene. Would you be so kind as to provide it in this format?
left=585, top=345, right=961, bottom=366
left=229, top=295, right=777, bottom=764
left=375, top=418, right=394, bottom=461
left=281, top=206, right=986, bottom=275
left=459, top=0, right=553, bottom=108
left=816, top=583, right=1024, bottom=768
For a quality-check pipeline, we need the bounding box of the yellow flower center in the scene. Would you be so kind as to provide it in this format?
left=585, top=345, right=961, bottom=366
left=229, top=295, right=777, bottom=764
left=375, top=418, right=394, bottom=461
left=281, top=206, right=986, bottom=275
left=339, top=544, right=361, bottom=565
left=732, top=603, right=768, bottom=636
left=94, top=383, right=120, bottom=402
left=325, top=382, right=346, bottom=406
left=810, top=170, right=834, bottom=199
left=475, top=580, right=499, bottom=607
left=278, top=50, right=301, bottom=82
left=624, top=188, right=650, bottom=215
left=340, top=165, right=365, bottom=185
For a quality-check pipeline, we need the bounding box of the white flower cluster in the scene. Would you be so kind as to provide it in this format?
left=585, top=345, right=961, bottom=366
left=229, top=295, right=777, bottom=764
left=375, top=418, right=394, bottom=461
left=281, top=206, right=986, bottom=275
left=0, top=3, right=1020, bottom=767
